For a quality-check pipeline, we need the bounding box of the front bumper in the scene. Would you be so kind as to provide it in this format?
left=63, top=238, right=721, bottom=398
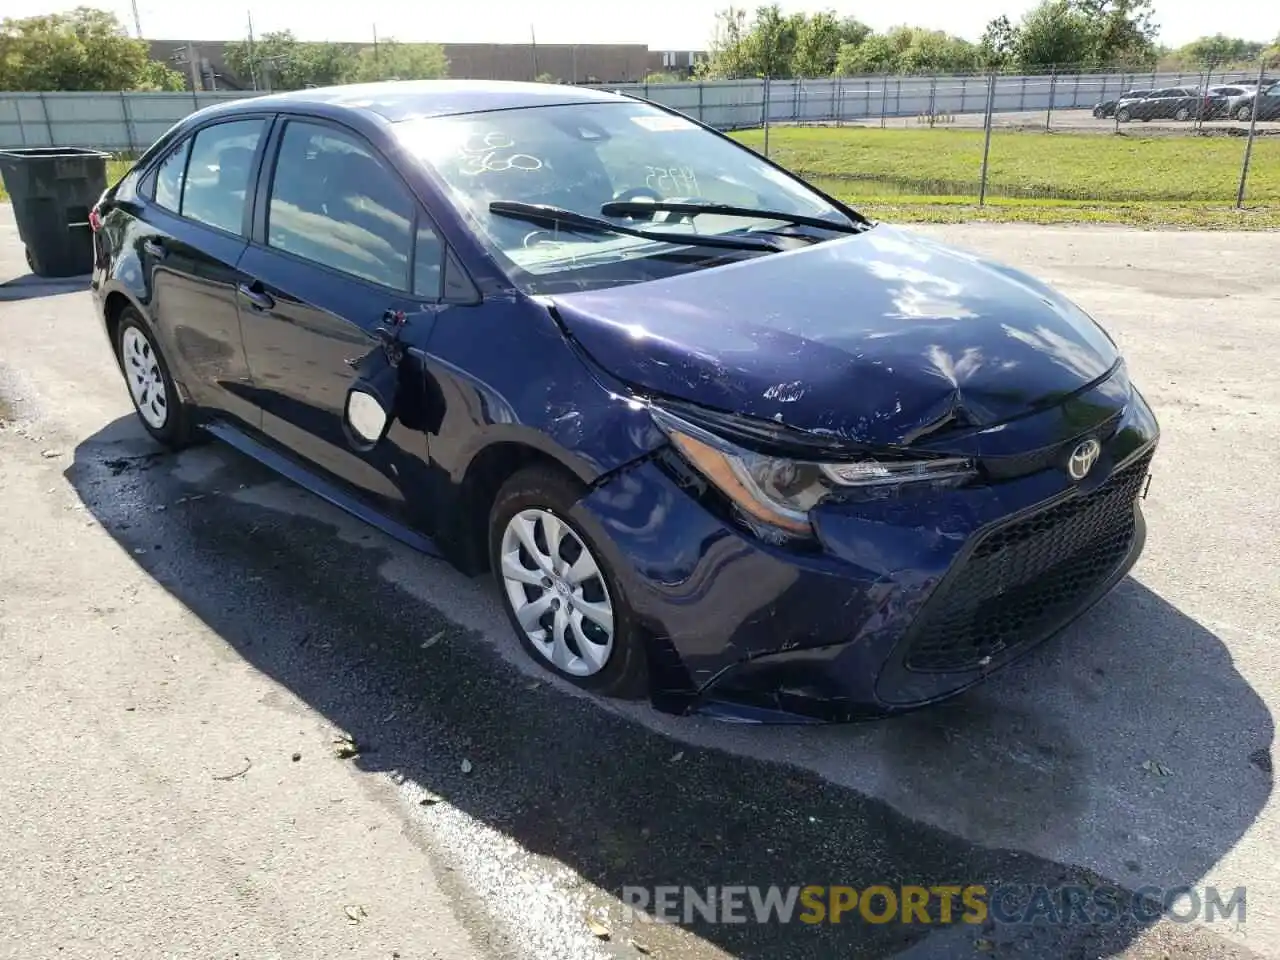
left=574, top=376, right=1160, bottom=722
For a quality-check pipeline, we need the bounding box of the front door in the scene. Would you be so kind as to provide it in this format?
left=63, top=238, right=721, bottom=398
left=236, top=117, right=448, bottom=521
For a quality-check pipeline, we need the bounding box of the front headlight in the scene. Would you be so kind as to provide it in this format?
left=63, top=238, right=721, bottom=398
left=653, top=409, right=974, bottom=536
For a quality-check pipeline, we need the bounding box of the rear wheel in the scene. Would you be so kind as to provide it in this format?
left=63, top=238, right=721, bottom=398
left=1116, top=107, right=1131, bottom=122
left=489, top=465, right=647, bottom=698
left=115, top=308, right=198, bottom=449
left=1175, top=106, right=1191, bottom=121
left=1237, top=104, right=1253, bottom=121
left=1093, top=105, right=1105, bottom=118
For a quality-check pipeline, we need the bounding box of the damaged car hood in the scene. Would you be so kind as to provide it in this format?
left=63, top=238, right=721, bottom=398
left=548, top=225, right=1121, bottom=447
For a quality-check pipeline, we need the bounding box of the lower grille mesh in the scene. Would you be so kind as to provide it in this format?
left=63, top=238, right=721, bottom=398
left=903, top=452, right=1152, bottom=673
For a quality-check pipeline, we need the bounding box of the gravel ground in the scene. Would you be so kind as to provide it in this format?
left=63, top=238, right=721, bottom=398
left=0, top=206, right=1276, bottom=960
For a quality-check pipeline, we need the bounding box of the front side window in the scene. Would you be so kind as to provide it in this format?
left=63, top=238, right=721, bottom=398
left=181, top=119, right=264, bottom=234
left=267, top=121, right=414, bottom=290
left=396, top=101, right=857, bottom=290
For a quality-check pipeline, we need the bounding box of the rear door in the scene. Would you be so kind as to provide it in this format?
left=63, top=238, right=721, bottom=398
left=1145, top=89, right=1173, bottom=118
left=235, top=115, right=450, bottom=521
left=133, top=116, right=271, bottom=428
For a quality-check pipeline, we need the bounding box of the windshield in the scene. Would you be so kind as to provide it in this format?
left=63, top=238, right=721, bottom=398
left=395, top=101, right=859, bottom=292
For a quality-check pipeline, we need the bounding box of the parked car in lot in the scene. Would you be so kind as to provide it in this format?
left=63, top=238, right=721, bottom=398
left=89, top=80, right=1159, bottom=721
left=1206, top=84, right=1256, bottom=118
left=1233, top=81, right=1280, bottom=121
left=1093, top=89, right=1150, bottom=118
left=1116, top=86, right=1226, bottom=122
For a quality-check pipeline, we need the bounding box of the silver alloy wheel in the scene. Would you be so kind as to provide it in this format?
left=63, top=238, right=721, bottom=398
left=122, top=326, right=168, bottom=429
left=499, top=507, right=614, bottom=677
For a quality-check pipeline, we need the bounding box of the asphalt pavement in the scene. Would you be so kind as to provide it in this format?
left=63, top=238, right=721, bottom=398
left=0, top=205, right=1276, bottom=960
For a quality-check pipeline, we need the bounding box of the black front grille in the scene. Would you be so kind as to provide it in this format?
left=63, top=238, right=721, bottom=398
left=903, top=452, right=1152, bottom=673
left=980, top=412, right=1123, bottom=481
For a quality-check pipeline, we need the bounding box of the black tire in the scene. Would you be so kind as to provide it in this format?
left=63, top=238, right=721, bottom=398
left=1117, top=108, right=1131, bottom=122
left=114, top=308, right=199, bottom=449
left=1175, top=107, right=1191, bottom=122
left=489, top=464, right=648, bottom=699
left=1093, top=106, right=1105, bottom=118
left=1237, top=104, right=1253, bottom=122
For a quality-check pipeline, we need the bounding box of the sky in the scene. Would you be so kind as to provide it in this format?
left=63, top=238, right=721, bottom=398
left=8, top=0, right=1277, bottom=51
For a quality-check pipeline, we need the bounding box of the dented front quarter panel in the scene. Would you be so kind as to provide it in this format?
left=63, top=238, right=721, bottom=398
left=421, top=294, right=667, bottom=487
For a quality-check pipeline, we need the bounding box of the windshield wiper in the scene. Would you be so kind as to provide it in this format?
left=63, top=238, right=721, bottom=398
left=599, top=200, right=869, bottom=234
left=488, top=201, right=785, bottom=253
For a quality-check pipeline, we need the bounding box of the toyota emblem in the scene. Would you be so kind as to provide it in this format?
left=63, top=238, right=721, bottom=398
left=1067, top=439, right=1102, bottom=481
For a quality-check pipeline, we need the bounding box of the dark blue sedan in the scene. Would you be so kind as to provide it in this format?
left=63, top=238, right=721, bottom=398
left=90, top=80, right=1159, bottom=722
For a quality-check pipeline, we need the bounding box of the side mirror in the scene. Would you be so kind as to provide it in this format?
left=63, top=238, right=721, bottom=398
left=343, top=349, right=400, bottom=450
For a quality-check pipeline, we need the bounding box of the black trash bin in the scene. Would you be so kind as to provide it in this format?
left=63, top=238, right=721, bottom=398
left=0, top=147, right=111, bottom=278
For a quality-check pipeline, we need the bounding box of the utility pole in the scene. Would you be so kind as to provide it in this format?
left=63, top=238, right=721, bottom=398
left=247, top=11, right=258, bottom=90
left=373, top=24, right=380, bottom=72
left=130, top=0, right=143, bottom=38
left=187, top=43, right=201, bottom=92
left=172, top=42, right=203, bottom=92
left=530, top=25, right=539, bottom=80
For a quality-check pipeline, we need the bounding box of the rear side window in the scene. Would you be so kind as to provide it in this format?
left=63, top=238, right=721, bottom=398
left=181, top=119, right=264, bottom=234
left=267, top=121, right=414, bottom=290
left=153, top=139, right=190, bottom=212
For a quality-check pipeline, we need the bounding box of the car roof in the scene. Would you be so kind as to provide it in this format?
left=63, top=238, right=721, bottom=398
left=220, top=79, right=629, bottom=124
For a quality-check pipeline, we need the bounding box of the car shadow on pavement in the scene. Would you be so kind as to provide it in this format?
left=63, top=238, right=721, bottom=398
left=0, top=273, right=91, bottom=302
left=66, top=420, right=1274, bottom=960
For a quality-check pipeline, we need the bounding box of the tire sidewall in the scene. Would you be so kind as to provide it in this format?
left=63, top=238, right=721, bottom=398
left=115, top=309, right=189, bottom=448
left=488, top=466, right=648, bottom=699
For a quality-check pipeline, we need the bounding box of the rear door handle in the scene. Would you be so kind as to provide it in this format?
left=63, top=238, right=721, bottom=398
left=237, top=282, right=275, bottom=312
left=141, top=239, right=166, bottom=259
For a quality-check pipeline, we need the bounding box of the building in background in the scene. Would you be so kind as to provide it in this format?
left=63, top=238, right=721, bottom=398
left=147, top=39, right=706, bottom=90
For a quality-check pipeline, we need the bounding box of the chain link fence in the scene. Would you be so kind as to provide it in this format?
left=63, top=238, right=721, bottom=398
left=2, top=60, right=1275, bottom=221
left=733, top=59, right=1278, bottom=224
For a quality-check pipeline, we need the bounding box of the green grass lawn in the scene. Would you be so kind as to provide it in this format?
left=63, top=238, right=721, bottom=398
left=733, top=127, right=1280, bottom=228
left=4, top=134, right=1275, bottom=230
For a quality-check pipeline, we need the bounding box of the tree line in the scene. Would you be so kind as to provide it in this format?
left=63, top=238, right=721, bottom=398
left=2, top=3, right=1278, bottom=92
left=697, top=2, right=1280, bottom=79
left=0, top=7, right=448, bottom=92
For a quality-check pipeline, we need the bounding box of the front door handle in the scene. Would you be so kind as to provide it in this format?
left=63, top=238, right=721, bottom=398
left=237, top=282, right=275, bottom=312
left=141, top=238, right=166, bottom=259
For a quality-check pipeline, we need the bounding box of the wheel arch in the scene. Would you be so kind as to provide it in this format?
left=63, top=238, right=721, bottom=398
left=101, top=288, right=143, bottom=368
left=442, top=436, right=594, bottom=577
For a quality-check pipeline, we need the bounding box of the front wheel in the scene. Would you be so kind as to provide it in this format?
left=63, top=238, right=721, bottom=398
left=1174, top=106, right=1191, bottom=122
left=115, top=309, right=198, bottom=449
left=489, top=465, right=648, bottom=698
left=1093, top=105, right=1105, bottom=118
